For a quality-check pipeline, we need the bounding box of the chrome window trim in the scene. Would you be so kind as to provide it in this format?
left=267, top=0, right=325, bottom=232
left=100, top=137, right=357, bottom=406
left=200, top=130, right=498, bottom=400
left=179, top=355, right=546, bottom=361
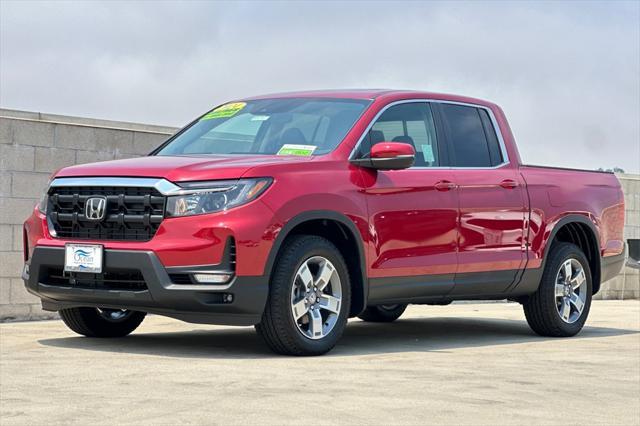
left=348, top=98, right=511, bottom=170
left=49, top=177, right=235, bottom=196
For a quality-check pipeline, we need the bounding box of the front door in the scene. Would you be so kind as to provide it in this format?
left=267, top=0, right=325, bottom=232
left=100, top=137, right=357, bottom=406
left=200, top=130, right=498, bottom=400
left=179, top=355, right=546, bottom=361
left=356, top=102, right=459, bottom=303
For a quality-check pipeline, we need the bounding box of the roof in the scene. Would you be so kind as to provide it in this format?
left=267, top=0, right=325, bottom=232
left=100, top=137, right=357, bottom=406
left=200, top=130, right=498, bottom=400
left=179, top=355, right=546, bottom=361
left=241, top=89, right=496, bottom=108
left=243, top=89, right=395, bottom=100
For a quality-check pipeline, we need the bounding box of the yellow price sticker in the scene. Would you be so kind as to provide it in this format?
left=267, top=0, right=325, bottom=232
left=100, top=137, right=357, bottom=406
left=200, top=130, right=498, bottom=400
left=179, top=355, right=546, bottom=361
left=201, top=102, right=247, bottom=120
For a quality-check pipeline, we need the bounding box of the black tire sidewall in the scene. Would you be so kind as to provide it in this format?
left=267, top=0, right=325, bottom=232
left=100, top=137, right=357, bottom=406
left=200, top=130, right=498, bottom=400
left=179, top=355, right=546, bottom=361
left=265, top=235, right=351, bottom=355
left=540, top=243, right=593, bottom=335
left=60, top=307, right=146, bottom=337
left=358, top=304, right=408, bottom=322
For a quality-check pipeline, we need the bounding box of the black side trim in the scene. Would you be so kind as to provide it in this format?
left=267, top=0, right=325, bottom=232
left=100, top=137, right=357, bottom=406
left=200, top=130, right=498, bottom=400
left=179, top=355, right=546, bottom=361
left=367, top=269, right=533, bottom=305
left=450, top=269, right=520, bottom=296
left=368, top=274, right=454, bottom=304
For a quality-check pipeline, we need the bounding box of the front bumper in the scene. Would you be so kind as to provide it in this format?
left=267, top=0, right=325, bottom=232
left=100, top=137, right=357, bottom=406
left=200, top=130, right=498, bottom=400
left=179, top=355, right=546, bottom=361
left=23, top=246, right=268, bottom=326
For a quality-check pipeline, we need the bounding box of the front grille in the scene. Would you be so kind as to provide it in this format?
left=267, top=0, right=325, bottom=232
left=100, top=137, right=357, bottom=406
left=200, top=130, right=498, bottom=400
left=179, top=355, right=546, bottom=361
left=48, top=186, right=165, bottom=241
left=43, top=267, right=147, bottom=291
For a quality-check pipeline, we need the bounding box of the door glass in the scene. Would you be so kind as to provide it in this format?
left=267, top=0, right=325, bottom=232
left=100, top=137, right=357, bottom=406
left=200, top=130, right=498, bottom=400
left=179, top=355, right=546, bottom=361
left=368, top=103, right=439, bottom=167
left=439, top=104, right=493, bottom=167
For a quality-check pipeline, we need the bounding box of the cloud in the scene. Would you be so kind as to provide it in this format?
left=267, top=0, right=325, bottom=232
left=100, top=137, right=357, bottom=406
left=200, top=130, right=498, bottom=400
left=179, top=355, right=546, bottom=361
left=1, top=0, right=638, bottom=172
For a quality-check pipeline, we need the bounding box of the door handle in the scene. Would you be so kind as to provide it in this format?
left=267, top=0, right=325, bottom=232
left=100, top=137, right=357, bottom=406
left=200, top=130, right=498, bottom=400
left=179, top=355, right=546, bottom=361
left=435, top=180, right=457, bottom=191
left=500, top=179, right=519, bottom=189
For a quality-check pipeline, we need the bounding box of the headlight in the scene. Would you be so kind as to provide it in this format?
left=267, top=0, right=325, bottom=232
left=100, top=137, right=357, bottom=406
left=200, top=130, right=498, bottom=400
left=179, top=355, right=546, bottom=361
left=166, top=178, right=272, bottom=217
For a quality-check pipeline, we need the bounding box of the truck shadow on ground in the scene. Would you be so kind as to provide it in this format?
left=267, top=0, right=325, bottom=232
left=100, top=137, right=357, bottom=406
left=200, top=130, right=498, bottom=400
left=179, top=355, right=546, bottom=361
left=38, top=316, right=639, bottom=359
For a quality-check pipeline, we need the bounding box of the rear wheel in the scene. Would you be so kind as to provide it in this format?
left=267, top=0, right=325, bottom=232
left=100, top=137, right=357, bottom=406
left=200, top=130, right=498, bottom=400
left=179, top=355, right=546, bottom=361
left=523, top=243, right=592, bottom=337
left=358, top=304, right=407, bottom=322
left=59, top=307, right=146, bottom=337
left=256, top=235, right=351, bottom=356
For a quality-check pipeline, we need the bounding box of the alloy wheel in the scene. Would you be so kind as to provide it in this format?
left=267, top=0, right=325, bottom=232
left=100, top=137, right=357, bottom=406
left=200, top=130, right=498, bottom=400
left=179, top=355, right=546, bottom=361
left=96, top=308, right=133, bottom=322
left=290, top=256, right=342, bottom=340
left=555, top=258, right=587, bottom=324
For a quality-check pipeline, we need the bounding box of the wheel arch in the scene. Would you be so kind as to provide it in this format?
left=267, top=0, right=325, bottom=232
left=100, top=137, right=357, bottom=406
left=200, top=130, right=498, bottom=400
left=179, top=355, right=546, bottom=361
left=264, top=210, right=368, bottom=317
left=543, top=215, right=602, bottom=294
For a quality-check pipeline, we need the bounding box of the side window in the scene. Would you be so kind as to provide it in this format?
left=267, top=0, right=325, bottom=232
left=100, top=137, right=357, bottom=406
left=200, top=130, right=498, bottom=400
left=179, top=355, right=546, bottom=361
left=478, top=109, right=504, bottom=166
left=367, top=103, right=439, bottom=167
left=439, top=104, right=493, bottom=167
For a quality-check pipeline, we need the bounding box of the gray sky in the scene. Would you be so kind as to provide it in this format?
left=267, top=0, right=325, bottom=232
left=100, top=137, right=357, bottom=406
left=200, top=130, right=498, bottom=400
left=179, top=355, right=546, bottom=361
left=1, top=0, right=639, bottom=172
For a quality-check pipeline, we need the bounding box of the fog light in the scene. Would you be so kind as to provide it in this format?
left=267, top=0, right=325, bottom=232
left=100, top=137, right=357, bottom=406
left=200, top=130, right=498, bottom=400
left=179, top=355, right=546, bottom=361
left=192, top=273, right=232, bottom=284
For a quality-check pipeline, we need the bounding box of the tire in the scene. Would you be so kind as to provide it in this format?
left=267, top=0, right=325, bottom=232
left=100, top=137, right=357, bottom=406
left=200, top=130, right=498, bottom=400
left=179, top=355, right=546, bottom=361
left=523, top=242, right=592, bottom=337
left=358, top=304, right=407, bottom=322
left=59, top=307, right=146, bottom=337
left=256, top=235, right=351, bottom=356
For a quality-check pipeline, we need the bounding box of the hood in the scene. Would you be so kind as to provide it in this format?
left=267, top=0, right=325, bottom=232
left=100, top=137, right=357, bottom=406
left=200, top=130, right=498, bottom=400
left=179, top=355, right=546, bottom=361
left=55, top=154, right=314, bottom=182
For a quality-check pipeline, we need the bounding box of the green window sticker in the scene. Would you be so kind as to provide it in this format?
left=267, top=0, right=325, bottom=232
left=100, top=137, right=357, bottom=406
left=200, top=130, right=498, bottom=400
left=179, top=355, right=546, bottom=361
left=277, top=144, right=317, bottom=156
left=201, top=102, right=246, bottom=120
left=421, top=144, right=435, bottom=162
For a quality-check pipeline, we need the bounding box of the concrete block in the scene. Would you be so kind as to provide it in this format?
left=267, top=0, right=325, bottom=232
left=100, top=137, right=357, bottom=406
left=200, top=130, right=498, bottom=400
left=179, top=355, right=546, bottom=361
left=0, top=278, right=10, bottom=304
left=0, top=251, right=23, bottom=278
left=621, top=290, right=637, bottom=300
left=0, top=197, right=36, bottom=225
left=28, top=305, right=59, bottom=320
left=626, top=212, right=640, bottom=227
left=624, top=271, right=640, bottom=288
left=11, top=119, right=54, bottom=147
left=0, top=172, right=11, bottom=196
left=54, top=123, right=96, bottom=150
left=0, top=144, right=35, bottom=172
left=9, top=278, right=37, bottom=304
left=13, top=224, right=23, bottom=252
left=75, top=150, right=115, bottom=165
left=133, top=132, right=166, bottom=155
left=11, top=172, right=50, bottom=198
left=623, top=225, right=639, bottom=240
left=0, top=303, right=55, bottom=321
left=0, top=224, right=13, bottom=251
left=0, top=118, right=12, bottom=144
left=597, top=289, right=616, bottom=300
left=94, top=127, right=134, bottom=154
left=0, top=303, right=31, bottom=321
left=114, top=151, right=137, bottom=160
left=34, top=147, right=76, bottom=173
left=602, top=275, right=625, bottom=291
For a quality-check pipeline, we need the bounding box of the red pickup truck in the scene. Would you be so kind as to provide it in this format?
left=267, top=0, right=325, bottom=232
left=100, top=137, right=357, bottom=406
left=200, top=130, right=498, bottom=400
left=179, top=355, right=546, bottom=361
left=22, top=90, right=626, bottom=355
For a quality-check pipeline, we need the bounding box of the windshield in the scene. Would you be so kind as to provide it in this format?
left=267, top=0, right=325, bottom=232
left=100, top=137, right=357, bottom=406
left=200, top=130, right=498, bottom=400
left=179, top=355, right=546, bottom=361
left=155, top=98, right=370, bottom=157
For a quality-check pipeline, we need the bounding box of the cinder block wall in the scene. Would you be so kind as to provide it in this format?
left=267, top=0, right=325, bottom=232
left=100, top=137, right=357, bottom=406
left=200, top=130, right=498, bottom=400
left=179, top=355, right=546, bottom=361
left=0, top=109, right=177, bottom=320
left=594, top=174, right=640, bottom=300
left=0, top=108, right=638, bottom=321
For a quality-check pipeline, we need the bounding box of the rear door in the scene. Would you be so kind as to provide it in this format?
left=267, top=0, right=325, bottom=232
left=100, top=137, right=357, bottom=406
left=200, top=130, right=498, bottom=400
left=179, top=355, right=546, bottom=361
left=434, top=102, right=527, bottom=296
left=356, top=102, right=460, bottom=303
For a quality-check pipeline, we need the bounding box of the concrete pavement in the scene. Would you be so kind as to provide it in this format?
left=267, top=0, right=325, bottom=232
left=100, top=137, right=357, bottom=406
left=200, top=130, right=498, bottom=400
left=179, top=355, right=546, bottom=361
left=1, top=301, right=639, bottom=425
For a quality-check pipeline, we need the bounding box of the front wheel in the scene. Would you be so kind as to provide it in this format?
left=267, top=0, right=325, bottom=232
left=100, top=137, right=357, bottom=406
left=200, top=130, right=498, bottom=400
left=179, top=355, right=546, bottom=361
left=256, top=235, right=351, bottom=356
left=59, top=307, right=146, bottom=337
left=523, top=242, right=592, bottom=337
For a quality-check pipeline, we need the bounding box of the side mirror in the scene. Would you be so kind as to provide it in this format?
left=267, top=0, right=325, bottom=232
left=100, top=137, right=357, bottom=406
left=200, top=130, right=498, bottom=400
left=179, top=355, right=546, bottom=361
left=351, top=142, right=415, bottom=170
